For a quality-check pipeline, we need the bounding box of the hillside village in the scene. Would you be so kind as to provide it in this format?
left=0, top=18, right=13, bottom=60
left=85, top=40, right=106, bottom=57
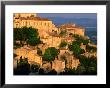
left=13, top=13, right=97, bottom=75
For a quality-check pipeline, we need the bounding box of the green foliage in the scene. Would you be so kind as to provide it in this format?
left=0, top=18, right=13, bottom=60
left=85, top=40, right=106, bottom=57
left=59, top=68, right=77, bottom=75
left=14, top=28, right=24, bottom=41
left=14, top=26, right=41, bottom=46
left=68, top=42, right=85, bottom=57
left=76, top=65, right=86, bottom=74
left=43, top=47, right=59, bottom=62
left=73, top=34, right=89, bottom=45
left=14, top=41, right=22, bottom=49
left=66, top=68, right=77, bottom=75
left=27, top=37, right=41, bottom=46
left=78, top=55, right=97, bottom=74
left=86, top=45, right=97, bottom=52
left=59, top=41, right=67, bottom=48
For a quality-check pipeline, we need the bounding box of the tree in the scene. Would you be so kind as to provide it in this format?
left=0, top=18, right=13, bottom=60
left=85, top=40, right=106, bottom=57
left=43, top=47, right=59, bottom=62
left=76, top=65, right=86, bottom=75
left=73, top=34, right=89, bottom=45
left=59, top=41, right=67, bottom=48
left=78, top=55, right=97, bottom=75
left=68, top=42, right=84, bottom=57
left=27, top=37, right=41, bottom=46
left=14, top=28, right=24, bottom=46
left=65, top=68, right=77, bottom=75
left=14, top=57, right=30, bottom=75
left=14, top=26, right=41, bottom=47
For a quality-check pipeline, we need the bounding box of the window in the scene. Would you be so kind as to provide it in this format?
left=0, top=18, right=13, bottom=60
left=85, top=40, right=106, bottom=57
left=16, top=24, right=19, bottom=28
left=45, top=23, right=46, bottom=26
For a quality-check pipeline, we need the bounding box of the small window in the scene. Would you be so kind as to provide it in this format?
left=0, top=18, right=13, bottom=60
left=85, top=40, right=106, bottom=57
left=45, top=23, right=46, bottom=26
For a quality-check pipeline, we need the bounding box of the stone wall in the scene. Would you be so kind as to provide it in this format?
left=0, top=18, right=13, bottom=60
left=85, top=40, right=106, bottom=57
left=52, top=58, right=65, bottom=73
left=14, top=46, right=42, bottom=67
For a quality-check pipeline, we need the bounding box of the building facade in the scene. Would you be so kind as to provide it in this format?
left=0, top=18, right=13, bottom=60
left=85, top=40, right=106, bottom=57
left=14, top=13, right=59, bottom=36
left=59, top=23, right=85, bottom=36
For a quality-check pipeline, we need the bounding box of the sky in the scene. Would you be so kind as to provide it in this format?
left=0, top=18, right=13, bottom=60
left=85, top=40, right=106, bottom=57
left=37, top=13, right=97, bottom=19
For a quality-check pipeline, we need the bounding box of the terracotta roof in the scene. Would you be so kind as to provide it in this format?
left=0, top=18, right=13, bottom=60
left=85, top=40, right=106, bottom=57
left=19, top=17, right=51, bottom=21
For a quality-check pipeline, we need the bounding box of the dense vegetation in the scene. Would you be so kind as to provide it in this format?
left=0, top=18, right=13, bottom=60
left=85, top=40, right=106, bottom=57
left=59, top=41, right=67, bottom=48
left=14, top=26, right=41, bottom=48
left=68, top=41, right=85, bottom=57
left=43, top=47, right=59, bottom=62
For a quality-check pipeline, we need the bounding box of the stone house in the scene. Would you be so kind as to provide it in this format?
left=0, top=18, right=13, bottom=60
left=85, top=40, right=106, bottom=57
left=14, top=46, right=42, bottom=67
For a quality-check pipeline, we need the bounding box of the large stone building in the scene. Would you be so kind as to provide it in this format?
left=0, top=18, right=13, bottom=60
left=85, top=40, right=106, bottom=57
left=14, top=13, right=59, bottom=38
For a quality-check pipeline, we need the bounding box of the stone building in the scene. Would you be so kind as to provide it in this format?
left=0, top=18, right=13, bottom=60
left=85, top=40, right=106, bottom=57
left=52, top=58, right=65, bottom=73
left=41, top=35, right=62, bottom=48
left=13, top=13, right=59, bottom=36
left=14, top=45, right=42, bottom=67
left=59, top=23, right=85, bottom=36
